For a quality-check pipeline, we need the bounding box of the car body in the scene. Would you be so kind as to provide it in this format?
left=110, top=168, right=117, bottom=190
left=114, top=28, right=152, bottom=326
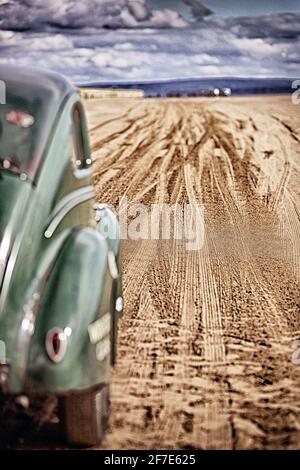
left=0, top=65, right=123, bottom=446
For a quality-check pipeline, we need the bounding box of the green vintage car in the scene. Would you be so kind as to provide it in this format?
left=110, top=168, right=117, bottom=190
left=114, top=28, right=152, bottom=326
left=0, top=66, right=123, bottom=446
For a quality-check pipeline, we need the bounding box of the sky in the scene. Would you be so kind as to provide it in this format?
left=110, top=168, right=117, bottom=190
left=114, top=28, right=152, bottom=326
left=149, top=0, right=300, bottom=17
left=0, top=1, right=299, bottom=82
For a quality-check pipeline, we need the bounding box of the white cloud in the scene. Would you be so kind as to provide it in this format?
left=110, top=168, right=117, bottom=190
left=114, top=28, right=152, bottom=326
left=0, top=30, right=15, bottom=40
left=28, top=34, right=73, bottom=50
left=229, top=37, right=283, bottom=56
left=114, top=42, right=135, bottom=50
left=147, top=9, right=188, bottom=28
left=191, top=54, right=220, bottom=65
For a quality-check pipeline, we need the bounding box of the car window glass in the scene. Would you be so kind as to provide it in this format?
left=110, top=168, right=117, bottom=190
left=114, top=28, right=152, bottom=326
left=72, top=106, right=85, bottom=169
left=0, top=73, right=67, bottom=181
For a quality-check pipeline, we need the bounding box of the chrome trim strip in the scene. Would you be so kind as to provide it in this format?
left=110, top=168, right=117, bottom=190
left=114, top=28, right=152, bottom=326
left=44, top=186, right=94, bottom=238
left=107, top=250, right=119, bottom=280
left=0, top=227, right=13, bottom=291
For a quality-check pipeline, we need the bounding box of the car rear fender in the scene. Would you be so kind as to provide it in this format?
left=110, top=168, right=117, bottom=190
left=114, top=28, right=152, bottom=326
left=26, top=228, right=115, bottom=393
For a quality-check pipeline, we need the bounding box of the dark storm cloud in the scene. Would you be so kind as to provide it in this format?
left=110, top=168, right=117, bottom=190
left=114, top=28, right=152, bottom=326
left=0, top=0, right=194, bottom=30
left=208, top=12, right=300, bottom=40
left=183, top=0, right=212, bottom=19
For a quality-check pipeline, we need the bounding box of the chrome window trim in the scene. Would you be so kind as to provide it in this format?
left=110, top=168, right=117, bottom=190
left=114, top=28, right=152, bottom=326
left=44, top=185, right=94, bottom=239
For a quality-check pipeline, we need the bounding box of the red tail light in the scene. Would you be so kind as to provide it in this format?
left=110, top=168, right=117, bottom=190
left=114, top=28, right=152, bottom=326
left=46, top=328, right=68, bottom=363
left=52, top=331, right=61, bottom=356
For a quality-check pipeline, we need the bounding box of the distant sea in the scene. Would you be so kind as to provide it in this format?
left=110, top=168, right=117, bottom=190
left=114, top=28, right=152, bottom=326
left=78, top=77, right=294, bottom=97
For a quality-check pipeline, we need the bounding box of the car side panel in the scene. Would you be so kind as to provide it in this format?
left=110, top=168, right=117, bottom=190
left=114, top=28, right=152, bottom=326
left=95, top=205, right=123, bottom=317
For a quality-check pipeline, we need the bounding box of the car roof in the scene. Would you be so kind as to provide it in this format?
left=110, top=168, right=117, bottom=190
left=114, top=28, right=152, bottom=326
left=0, top=65, right=76, bottom=106
left=0, top=66, right=78, bottom=182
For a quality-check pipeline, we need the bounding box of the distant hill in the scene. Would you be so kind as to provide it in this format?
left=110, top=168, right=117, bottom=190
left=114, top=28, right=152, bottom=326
left=78, top=77, right=294, bottom=97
